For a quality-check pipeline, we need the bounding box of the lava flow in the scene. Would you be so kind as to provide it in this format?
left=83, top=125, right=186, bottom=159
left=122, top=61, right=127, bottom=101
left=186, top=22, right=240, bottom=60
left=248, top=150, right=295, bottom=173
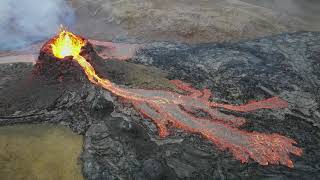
left=46, top=27, right=302, bottom=168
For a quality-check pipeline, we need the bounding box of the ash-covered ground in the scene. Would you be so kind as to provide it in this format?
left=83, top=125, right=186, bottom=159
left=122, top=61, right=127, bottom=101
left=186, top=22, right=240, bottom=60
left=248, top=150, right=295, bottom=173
left=71, top=0, right=320, bottom=44
left=1, top=32, right=320, bottom=179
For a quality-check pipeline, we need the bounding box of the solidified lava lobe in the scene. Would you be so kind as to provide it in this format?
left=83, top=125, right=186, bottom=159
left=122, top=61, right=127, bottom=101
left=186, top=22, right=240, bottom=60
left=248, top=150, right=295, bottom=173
left=37, top=27, right=303, bottom=168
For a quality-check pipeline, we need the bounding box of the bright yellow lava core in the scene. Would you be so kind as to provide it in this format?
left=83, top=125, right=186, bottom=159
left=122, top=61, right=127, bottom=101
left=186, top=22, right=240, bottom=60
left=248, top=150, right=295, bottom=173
left=51, top=26, right=85, bottom=58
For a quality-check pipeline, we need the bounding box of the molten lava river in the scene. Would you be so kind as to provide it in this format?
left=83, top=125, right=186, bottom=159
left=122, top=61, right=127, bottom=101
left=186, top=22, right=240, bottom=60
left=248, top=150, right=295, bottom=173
left=49, top=28, right=302, bottom=168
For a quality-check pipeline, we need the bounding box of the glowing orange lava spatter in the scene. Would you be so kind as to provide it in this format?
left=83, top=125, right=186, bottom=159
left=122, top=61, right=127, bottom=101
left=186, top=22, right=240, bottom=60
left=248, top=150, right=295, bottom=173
left=50, top=28, right=303, bottom=168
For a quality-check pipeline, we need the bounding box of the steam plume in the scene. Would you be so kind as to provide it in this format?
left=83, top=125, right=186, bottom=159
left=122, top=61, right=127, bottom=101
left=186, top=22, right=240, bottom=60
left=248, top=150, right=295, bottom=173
left=0, top=0, right=75, bottom=50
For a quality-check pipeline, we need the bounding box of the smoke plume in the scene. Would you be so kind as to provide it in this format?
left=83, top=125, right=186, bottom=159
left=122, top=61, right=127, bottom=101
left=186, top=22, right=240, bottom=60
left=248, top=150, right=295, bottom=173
left=0, top=0, right=75, bottom=50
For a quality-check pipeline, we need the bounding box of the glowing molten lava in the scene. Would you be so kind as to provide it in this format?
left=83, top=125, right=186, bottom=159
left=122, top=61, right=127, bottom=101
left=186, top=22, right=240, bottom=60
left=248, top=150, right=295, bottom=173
left=51, top=26, right=85, bottom=59
left=48, top=28, right=303, bottom=168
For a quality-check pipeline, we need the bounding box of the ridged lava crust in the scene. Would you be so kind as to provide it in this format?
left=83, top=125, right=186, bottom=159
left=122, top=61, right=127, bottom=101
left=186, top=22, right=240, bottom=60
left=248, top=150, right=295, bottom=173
left=39, top=36, right=303, bottom=168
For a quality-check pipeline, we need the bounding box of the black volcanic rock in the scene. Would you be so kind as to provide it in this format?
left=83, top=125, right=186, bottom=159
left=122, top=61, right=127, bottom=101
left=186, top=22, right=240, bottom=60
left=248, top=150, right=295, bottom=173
left=1, top=32, right=320, bottom=179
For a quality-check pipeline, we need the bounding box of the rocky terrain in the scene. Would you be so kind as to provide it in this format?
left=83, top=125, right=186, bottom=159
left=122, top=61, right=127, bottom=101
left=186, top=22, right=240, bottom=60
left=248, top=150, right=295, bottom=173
left=71, top=0, right=320, bottom=44
left=0, top=31, right=320, bottom=179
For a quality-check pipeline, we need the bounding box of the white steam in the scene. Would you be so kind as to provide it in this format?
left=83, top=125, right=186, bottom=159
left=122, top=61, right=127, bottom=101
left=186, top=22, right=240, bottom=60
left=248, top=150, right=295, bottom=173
left=0, top=0, right=75, bottom=50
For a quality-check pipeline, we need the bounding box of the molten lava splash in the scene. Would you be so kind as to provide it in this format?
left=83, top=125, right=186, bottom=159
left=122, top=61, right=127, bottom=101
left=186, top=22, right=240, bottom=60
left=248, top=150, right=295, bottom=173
left=51, top=26, right=85, bottom=59
left=49, top=28, right=303, bottom=168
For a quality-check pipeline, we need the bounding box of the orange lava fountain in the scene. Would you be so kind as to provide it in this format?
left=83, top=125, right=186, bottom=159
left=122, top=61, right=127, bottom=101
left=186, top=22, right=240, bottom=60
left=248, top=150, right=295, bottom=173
left=51, top=26, right=85, bottom=59
left=49, top=28, right=303, bottom=168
